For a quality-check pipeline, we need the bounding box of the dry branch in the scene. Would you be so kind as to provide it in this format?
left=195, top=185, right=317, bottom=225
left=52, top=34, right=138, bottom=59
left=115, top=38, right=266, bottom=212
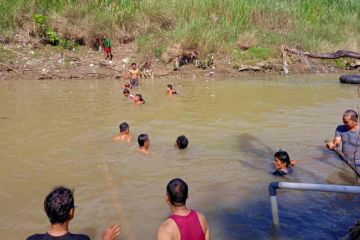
left=281, top=45, right=360, bottom=74
left=0, top=63, right=26, bottom=77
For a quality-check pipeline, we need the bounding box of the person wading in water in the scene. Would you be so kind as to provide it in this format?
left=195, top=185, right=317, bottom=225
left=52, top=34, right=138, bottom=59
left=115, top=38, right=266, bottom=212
left=157, top=178, right=210, bottom=240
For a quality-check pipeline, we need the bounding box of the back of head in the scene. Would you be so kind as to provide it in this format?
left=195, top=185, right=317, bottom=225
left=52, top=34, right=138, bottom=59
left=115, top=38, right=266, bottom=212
left=138, top=133, right=148, bottom=147
left=44, top=186, right=74, bottom=224
left=166, top=178, right=188, bottom=206
left=176, top=135, right=188, bottom=149
left=274, top=150, right=291, bottom=167
left=344, top=109, right=359, bottom=122
left=123, top=89, right=130, bottom=94
left=119, top=122, right=129, bottom=133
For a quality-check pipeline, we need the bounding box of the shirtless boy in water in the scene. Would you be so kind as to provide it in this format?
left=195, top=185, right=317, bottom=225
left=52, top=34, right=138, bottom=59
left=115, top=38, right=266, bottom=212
left=133, top=94, right=145, bottom=105
left=137, top=134, right=150, bottom=154
left=167, top=84, right=177, bottom=96
left=112, top=122, right=132, bottom=142
left=127, top=63, right=141, bottom=87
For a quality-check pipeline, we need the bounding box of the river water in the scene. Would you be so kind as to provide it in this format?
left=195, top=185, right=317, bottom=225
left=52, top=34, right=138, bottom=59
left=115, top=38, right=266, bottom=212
left=1, top=74, right=359, bottom=240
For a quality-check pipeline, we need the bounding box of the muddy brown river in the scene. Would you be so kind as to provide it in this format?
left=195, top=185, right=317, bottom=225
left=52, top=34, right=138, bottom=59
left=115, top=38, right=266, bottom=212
left=1, top=74, right=360, bottom=240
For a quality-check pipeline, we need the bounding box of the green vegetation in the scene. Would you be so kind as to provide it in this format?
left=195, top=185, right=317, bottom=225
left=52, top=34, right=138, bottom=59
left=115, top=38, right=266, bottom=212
left=1, top=0, right=359, bottom=61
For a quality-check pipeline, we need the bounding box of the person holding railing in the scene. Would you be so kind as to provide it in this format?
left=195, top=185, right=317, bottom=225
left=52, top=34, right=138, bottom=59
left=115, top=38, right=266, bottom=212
left=325, top=109, right=360, bottom=174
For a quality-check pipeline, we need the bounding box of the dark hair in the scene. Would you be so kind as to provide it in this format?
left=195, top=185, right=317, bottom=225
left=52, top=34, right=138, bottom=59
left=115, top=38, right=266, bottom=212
left=135, top=94, right=143, bottom=100
left=123, top=89, right=130, bottom=95
left=344, top=109, right=359, bottom=122
left=135, top=94, right=145, bottom=103
left=138, top=134, right=149, bottom=147
left=274, top=150, right=291, bottom=167
left=167, top=84, right=173, bottom=90
left=166, top=178, right=188, bottom=206
left=119, top=122, right=129, bottom=133
left=131, top=62, right=136, bottom=66
left=176, top=135, right=188, bottom=149
left=44, top=186, right=74, bottom=224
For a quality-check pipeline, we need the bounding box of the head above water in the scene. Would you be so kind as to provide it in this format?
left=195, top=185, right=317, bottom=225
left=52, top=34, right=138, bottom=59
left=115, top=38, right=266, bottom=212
left=343, top=109, right=358, bottom=129
left=167, top=84, right=173, bottom=90
left=123, top=89, right=130, bottom=96
left=138, top=134, right=149, bottom=147
left=44, top=186, right=75, bottom=224
left=166, top=178, right=188, bottom=207
left=176, top=135, right=188, bottom=149
left=274, top=150, right=291, bottom=168
left=119, top=122, right=129, bottom=133
left=135, top=94, right=144, bottom=101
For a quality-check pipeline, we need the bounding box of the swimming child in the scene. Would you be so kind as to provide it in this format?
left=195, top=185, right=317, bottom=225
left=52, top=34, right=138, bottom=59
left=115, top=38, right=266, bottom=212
left=272, top=150, right=296, bottom=176
left=133, top=94, right=145, bottom=105
left=167, top=84, right=177, bottom=95
left=137, top=134, right=150, bottom=154
left=123, top=89, right=134, bottom=100
left=112, top=122, right=132, bottom=142
left=175, top=135, right=188, bottom=149
left=124, top=83, right=132, bottom=90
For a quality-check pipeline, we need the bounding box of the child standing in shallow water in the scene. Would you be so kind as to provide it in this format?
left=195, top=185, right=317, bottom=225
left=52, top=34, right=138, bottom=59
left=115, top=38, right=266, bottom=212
left=272, top=150, right=296, bottom=176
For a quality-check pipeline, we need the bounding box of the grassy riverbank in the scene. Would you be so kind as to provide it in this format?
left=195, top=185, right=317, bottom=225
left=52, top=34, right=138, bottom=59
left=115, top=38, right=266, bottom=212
left=1, top=0, right=360, bottom=62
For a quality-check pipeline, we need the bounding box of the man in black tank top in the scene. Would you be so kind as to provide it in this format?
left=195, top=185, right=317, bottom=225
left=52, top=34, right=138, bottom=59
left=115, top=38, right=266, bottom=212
left=26, top=186, right=120, bottom=240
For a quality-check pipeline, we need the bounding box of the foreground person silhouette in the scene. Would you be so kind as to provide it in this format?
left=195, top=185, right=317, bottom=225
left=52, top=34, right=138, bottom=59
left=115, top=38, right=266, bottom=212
left=26, top=186, right=120, bottom=240
left=157, top=178, right=210, bottom=240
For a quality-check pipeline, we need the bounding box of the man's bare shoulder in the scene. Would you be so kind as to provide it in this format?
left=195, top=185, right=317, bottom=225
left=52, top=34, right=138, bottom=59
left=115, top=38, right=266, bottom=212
left=157, top=218, right=177, bottom=240
left=196, top=211, right=209, bottom=231
left=112, top=135, right=121, bottom=141
left=196, top=211, right=207, bottom=222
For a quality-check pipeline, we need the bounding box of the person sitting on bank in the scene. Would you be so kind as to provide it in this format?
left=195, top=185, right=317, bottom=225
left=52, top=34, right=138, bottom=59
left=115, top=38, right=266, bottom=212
left=137, top=133, right=150, bottom=154
left=123, top=89, right=134, bottom=100
left=325, top=109, right=360, bottom=170
left=167, top=84, right=177, bottom=96
left=133, top=94, right=145, bottom=105
left=157, top=178, right=210, bottom=240
left=112, top=122, right=132, bottom=142
left=26, top=186, right=120, bottom=240
left=272, top=150, right=296, bottom=177
left=126, top=63, right=141, bottom=87
left=176, top=135, right=188, bottom=149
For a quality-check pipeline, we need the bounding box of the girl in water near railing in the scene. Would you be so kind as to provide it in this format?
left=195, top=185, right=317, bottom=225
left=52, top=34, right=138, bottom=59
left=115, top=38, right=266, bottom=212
left=272, top=150, right=296, bottom=176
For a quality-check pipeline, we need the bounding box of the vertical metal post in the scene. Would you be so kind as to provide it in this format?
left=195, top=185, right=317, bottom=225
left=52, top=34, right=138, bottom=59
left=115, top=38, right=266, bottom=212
left=270, top=195, right=279, bottom=226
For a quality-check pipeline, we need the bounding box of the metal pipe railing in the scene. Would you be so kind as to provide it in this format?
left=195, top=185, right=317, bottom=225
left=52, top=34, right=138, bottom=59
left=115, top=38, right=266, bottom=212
left=268, top=182, right=360, bottom=226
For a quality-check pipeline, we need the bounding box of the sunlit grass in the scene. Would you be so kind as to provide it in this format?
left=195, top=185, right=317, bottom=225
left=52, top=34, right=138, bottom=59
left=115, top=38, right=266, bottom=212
left=1, top=0, right=359, bottom=60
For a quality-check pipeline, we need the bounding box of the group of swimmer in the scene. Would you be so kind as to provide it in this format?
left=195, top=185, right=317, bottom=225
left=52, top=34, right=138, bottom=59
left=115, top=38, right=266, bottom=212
left=25, top=57, right=360, bottom=239
left=112, top=122, right=188, bottom=154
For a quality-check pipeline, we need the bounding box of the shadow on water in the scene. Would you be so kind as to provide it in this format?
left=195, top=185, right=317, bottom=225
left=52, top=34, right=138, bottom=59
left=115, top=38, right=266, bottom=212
left=236, top=133, right=324, bottom=182
left=236, top=133, right=273, bottom=173
left=316, top=146, right=358, bottom=184
left=215, top=191, right=360, bottom=240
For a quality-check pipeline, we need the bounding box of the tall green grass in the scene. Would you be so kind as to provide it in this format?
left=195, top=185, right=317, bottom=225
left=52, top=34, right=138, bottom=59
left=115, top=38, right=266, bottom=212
left=1, top=0, right=359, bottom=60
